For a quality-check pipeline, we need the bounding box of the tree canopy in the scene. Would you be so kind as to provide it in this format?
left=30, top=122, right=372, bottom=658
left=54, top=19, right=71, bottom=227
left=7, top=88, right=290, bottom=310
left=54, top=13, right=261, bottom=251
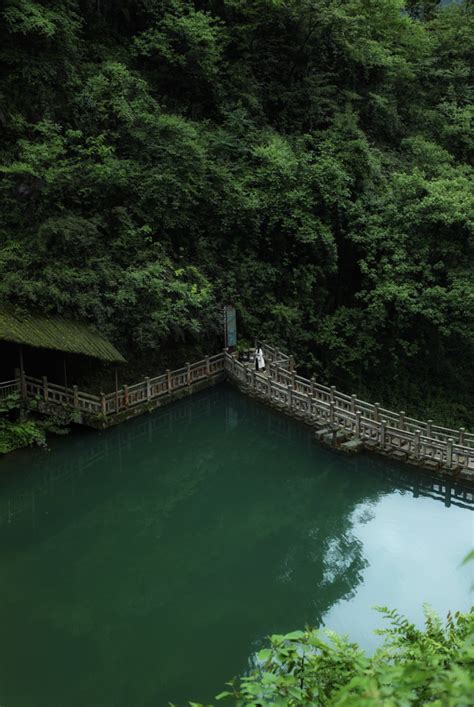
left=0, top=0, right=472, bottom=424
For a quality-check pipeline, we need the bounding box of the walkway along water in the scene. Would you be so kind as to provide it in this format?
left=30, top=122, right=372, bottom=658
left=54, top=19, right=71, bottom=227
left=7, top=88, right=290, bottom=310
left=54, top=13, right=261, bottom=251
left=0, top=386, right=472, bottom=531
left=1, top=343, right=473, bottom=482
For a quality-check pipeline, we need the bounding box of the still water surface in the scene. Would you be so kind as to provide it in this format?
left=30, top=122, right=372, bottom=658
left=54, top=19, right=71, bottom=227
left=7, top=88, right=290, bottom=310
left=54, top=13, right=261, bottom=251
left=0, top=384, right=472, bottom=706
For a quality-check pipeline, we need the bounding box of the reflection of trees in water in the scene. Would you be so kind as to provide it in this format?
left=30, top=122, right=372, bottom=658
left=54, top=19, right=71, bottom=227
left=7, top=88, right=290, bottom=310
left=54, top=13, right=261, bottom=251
left=0, top=387, right=226, bottom=533
left=275, top=530, right=368, bottom=620
left=0, top=384, right=471, bottom=624
left=0, top=385, right=471, bottom=535
left=0, top=384, right=472, bottom=706
left=356, top=506, right=377, bottom=525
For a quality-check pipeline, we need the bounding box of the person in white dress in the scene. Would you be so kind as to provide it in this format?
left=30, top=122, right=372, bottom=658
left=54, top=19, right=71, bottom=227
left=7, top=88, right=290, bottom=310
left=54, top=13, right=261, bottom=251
left=255, top=346, right=266, bottom=372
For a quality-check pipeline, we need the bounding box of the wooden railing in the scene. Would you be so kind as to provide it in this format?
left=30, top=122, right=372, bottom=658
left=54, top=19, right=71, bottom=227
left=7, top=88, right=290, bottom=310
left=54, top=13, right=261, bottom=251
left=0, top=379, right=20, bottom=402
left=225, top=346, right=474, bottom=474
left=24, top=375, right=100, bottom=414
left=2, top=381, right=472, bottom=531
left=2, top=340, right=472, bottom=475
left=18, top=352, right=226, bottom=420
left=261, top=343, right=474, bottom=447
left=255, top=341, right=293, bottom=370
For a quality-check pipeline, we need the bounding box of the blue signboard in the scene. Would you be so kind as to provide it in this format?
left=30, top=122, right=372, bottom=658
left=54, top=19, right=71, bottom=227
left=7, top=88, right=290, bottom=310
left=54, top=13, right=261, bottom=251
left=224, top=306, right=237, bottom=347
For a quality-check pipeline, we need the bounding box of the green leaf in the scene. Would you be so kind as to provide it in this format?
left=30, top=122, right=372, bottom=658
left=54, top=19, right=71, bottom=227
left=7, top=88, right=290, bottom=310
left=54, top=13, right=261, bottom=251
left=282, top=630, right=305, bottom=641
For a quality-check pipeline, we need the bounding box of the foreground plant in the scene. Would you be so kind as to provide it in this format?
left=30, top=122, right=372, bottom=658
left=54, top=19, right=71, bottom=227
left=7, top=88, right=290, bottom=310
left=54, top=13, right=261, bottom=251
left=190, top=606, right=474, bottom=706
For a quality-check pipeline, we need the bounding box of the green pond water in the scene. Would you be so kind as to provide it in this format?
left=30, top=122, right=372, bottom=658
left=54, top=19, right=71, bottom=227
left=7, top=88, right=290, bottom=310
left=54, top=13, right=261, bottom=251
left=0, top=384, right=472, bottom=707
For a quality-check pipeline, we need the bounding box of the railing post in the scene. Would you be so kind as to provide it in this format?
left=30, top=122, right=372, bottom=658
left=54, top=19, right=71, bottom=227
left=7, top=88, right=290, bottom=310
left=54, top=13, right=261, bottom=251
left=329, top=401, right=335, bottom=427
left=73, top=385, right=79, bottom=410
left=186, top=362, right=191, bottom=388
left=413, top=428, right=421, bottom=460
left=289, top=356, right=295, bottom=373
left=374, top=403, right=380, bottom=422
left=16, top=367, right=27, bottom=399
left=145, top=376, right=151, bottom=401
left=330, top=385, right=336, bottom=405
left=311, top=377, right=317, bottom=398
left=459, top=428, right=465, bottom=445
left=380, top=419, right=387, bottom=447
left=291, top=371, right=296, bottom=389
left=355, top=410, right=362, bottom=438
left=306, top=393, right=312, bottom=418
left=426, top=419, right=433, bottom=438
left=446, top=438, right=453, bottom=469
left=206, top=356, right=210, bottom=376
left=166, top=369, right=171, bottom=393
left=287, top=384, right=292, bottom=410
left=398, top=411, right=406, bottom=430
left=100, top=392, right=106, bottom=417
left=42, top=376, right=48, bottom=402
left=351, top=394, right=357, bottom=414
left=123, top=385, right=129, bottom=407
left=223, top=348, right=229, bottom=373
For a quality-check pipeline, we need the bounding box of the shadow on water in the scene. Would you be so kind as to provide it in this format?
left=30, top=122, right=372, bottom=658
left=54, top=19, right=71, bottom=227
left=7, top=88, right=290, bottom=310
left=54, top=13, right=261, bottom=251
left=0, top=383, right=472, bottom=707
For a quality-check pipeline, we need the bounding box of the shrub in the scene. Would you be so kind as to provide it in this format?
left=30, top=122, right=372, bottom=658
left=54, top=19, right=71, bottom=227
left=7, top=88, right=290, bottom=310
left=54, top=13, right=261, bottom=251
left=196, top=606, right=474, bottom=706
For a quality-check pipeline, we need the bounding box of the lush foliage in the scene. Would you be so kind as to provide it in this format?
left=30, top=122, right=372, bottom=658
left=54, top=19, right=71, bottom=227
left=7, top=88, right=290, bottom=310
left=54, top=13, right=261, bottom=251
left=0, top=0, right=473, bottom=424
left=0, top=392, right=77, bottom=454
left=0, top=393, right=45, bottom=454
left=196, top=606, right=474, bottom=706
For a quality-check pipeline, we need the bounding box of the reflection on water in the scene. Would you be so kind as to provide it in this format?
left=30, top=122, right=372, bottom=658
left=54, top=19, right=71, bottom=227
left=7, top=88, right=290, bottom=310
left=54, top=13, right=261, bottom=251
left=1, top=386, right=472, bottom=535
left=0, top=384, right=472, bottom=707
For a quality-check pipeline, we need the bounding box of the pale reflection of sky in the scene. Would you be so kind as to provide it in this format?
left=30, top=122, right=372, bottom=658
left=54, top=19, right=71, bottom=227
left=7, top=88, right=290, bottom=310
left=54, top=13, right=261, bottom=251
left=322, top=492, right=474, bottom=653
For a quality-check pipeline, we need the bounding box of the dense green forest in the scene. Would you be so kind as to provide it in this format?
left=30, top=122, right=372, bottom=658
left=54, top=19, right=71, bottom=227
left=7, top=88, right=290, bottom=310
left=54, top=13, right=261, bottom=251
left=0, top=0, right=473, bottom=426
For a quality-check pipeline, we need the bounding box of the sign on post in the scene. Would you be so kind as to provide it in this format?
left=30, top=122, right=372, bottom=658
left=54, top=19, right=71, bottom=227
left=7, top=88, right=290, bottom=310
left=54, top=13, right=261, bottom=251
left=224, top=306, right=237, bottom=348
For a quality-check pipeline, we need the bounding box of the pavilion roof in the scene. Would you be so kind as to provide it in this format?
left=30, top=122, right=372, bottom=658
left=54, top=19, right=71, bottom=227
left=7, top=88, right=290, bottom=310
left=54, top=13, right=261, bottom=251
left=0, top=306, right=125, bottom=363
